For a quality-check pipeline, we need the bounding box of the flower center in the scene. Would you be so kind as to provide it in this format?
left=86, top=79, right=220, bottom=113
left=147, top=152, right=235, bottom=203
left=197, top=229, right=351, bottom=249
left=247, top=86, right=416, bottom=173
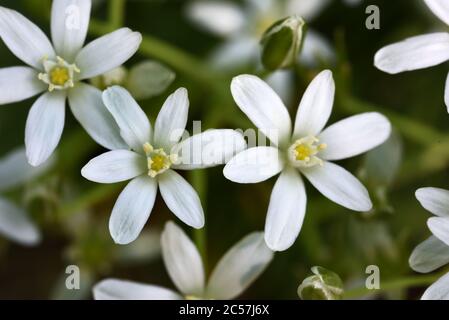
left=288, top=136, right=327, bottom=168
left=38, top=56, right=80, bottom=92
left=143, top=143, right=177, bottom=178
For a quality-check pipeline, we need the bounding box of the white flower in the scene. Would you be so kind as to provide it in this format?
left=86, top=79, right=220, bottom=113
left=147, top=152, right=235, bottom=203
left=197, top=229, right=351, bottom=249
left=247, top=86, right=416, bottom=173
left=224, top=70, right=391, bottom=252
left=0, top=0, right=142, bottom=166
left=409, top=187, right=449, bottom=300
left=81, top=86, right=246, bottom=245
left=374, top=0, right=449, bottom=112
left=93, top=221, right=273, bottom=300
left=0, top=148, right=52, bottom=246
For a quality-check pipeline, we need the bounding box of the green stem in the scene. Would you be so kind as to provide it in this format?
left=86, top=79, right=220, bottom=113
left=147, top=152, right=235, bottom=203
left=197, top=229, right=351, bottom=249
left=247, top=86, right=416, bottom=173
left=190, top=170, right=208, bottom=272
left=108, top=0, right=126, bottom=29
left=343, top=271, right=446, bottom=299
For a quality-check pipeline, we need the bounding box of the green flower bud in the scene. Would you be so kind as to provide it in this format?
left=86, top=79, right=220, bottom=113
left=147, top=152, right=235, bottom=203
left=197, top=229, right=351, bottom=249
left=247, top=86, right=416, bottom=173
left=260, top=15, right=306, bottom=71
left=298, top=266, right=344, bottom=300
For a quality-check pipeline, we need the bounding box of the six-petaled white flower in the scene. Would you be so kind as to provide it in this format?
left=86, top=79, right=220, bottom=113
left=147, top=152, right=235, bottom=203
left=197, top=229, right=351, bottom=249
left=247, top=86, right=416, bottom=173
left=374, top=0, right=449, bottom=112
left=224, top=70, right=392, bottom=251
left=93, top=221, right=273, bottom=300
left=409, top=187, right=449, bottom=300
left=81, top=86, right=246, bottom=245
left=0, top=0, right=142, bottom=166
left=0, top=148, right=53, bottom=246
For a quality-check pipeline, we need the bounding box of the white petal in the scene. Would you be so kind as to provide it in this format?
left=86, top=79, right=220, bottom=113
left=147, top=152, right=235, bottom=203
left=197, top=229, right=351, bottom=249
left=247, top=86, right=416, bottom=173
left=154, top=88, right=189, bottom=150
left=186, top=1, right=245, bottom=36
left=445, top=71, right=449, bottom=113
left=173, top=130, right=247, bottom=170
left=75, top=28, right=142, bottom=80
left=158, top=170, right=204, bottom=229
left=109, top=176, right=157, bottom=245
left=51, top=0, right=91, bottom=61
left=93, top=279, right=181, bottom=300
left=0, top=147, right=52, bottom=192
left=299, top=29, right=335, bottom=67
left=428, top=217, right=449, bottom=247
left=223, top=147, right=284, bottom=184
left=301, top=161, right=372, bottom=212
left=265, top=168, right=306, bottom=252
left=0, top=197, right=40, bottom=246
left=424, top=0, right=449, bottom=26
left=293, top=70, right=335, bottom=138
left=81, top=150, right=146, bottom=184
left=161, top=221, right=205, bottom=296
left=102, top=86, right=152, bottom=151
left=0, top=67, right=45, bottom=104
left=409, top=236, right=449, bottom=273
left=422, top=272, right=449, bottom=300
left=25, top=91, right=66, bottom=167
left=286, top=0, right=330, bottom=21
left=69, top=83, right=127, bottom=150
left=0, top=7, right=55, bottom=69
left=318, top=112, right=392, bottom=161
left=265, top=70, right=294, bottom=104
left=206, top=232, right=273, bottom=300
left=210, top=35, right=259, bottom=70
left=416, top=187, right=449, bottom=217
left=374, top=33, right=449, bottom=74
left=231, top=75, right=292, bottom=145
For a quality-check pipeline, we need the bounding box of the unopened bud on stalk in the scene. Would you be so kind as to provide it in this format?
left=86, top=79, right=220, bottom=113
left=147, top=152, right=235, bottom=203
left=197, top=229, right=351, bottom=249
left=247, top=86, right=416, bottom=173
left=297, top=266, right=344, bottom=300
left=260, top=15, right=306, bottom=71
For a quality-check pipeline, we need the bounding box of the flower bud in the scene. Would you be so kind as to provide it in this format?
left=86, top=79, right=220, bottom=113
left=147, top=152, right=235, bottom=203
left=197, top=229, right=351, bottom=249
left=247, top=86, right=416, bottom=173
left=298, top=266, right=344, bottom=300
left=260, top=15, right=306, bottom=71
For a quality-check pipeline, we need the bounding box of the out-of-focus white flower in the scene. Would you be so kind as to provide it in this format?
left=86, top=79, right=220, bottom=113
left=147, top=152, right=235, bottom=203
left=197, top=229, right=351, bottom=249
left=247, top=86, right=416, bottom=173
left=375, top=0, right=449, bottom=112
left=0, top=148, right=52, bottom=246
left=409, top=187, right=449, bottom=300
left=93, top=221, right=273, bottom=300
left=81, top=86, right=246, bottom=245
left=224, top=70, right=391, bottom=252
left=0, top=0, right=142, bottom=166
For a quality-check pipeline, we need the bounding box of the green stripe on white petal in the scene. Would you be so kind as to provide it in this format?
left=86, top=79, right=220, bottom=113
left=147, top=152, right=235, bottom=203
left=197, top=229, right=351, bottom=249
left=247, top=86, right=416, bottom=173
left=422, top=272, right=449, bottom=300
left=231, top=75, right=292, bottom=146
left=318, top=113, right=391, bottom=161
left=158, top=170, right=204, bottom=229
left=374, top=33, right=449, bottom=74
left=154, top=88, right=189, bottom=150
left=409, top=236, right=449, bottom=273
left=51, top=0, right=91, bottom=61
left=206, top=232, right=273, bottom=300
left=265, top=167, right=306, bottom=252
left=427, top=217, right=449, bottom=247
left=416, top=187, right=449, bottom=217
left=69, top=83, right=127, bottom=150
left=109, top=176, right=157, bottom=245
left=302, top=161, right=372, bottom=212
left=223, top=147, right=284, bottom=184
left=0, top=197, right=40, bottom=246
left=0, top=7, right=55, bottom=69
left=0, top=67, right=46, bottom=104
left=75, top=28, right=142, bottom=80
left=93, top=279, right=182, bottom=300
left=173, top=130, right=247, bottom=170
left=102, top=86, right=152, bottom=152
left=293, top=70, right=335, bottom=138
left=81, top=150, right=146, bottom=184
left=25, top=91, right=66, bottom=167
left=424, top=0, right=449, bottom=26
left=187, top=1, right=245, bottom=37
left=0, top=147, right=52, bottom=192
left=161, top=222, right=205, bottom=297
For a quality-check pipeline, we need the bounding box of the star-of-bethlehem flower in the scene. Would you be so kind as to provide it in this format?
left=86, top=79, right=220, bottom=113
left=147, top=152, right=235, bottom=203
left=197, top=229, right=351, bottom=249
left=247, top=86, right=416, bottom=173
left=409, top=188, right=449, bottom=300
left=0, top=0, right=142, bottom=166
left=374, top=0, right=449, bottom=112
left=224, top=70, right=392, bottom=252
left=93, top=221, right=273, bottom=300
left=81, top=86, right=246, bottom=245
